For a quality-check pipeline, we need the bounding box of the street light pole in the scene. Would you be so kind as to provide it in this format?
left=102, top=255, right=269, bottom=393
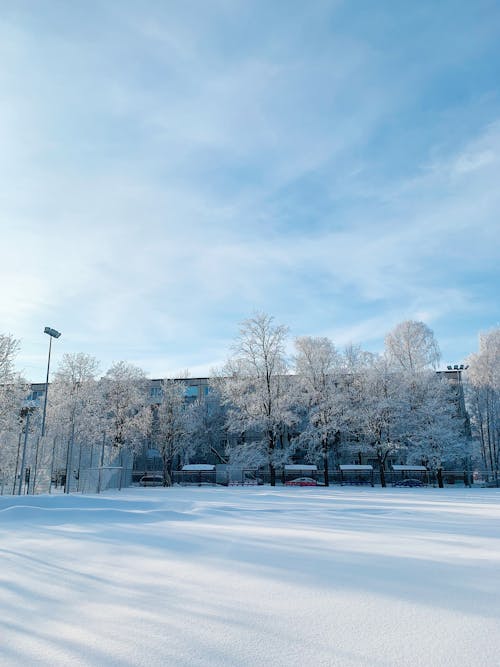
left=41, top=327, right=62, bottom=439
left=446, top=363, right=471, bottom=486
left=38, top=327, right=61, bottom=494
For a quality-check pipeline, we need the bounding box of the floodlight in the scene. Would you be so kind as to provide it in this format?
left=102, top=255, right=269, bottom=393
left=44, top=326, right=61, bottom=339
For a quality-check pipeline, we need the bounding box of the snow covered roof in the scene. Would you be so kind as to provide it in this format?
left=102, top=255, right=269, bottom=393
left=284, top=464, right=318, bottom=471
left=392, top=465, right=427, bottom=471
left=181, top=464, right=215, bottom=471
left=339, top=465, right=373, bottom=471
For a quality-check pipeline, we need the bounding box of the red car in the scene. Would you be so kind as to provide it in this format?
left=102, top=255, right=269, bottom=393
left=285, top=477, right=317, bottom=487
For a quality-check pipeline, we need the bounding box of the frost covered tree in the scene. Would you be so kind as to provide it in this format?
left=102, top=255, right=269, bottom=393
left=339, top=333, right=468, bottom=487
left=403, top=370, right=466, bottom=487
left=385, top=320, right=441, bottom=372
left=0, top=334, right=20, bottom=381
left=186, top=385, right=228, bottom=465
left=220, top=313, right=295, bottom=485
left=466, top=328, right=500, bottom=483
left=342, top=343, right=376, bottom=373
left=47, top=353, right=102, bottom=491
left=294, top=336, right=344, bottom=486
left=0, top=334, right=29, bottom=490
left=0, top=401, right=30, bottom=492
left=337, top=347, right=373, bottom=457
left=353, top=356, right=407, bottom=487
left=153, top=379, right=191, bottom=486
left=100, top=361, right=151, bottom=471
left=0, top=335, right=24, bottom=429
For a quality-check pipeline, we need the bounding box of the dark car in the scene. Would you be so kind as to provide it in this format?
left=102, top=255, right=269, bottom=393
left=139, top=474, right=164, bottom=487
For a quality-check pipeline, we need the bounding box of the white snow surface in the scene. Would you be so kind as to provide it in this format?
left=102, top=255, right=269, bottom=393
left=1, top=487, right=500, bottom=666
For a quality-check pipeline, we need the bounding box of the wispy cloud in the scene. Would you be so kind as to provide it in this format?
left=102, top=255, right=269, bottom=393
left=1, top=1, right=499, bottom=378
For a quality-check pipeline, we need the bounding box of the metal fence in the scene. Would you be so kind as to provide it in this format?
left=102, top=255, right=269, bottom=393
left=2, top=467, right=498, bottom=495
left=2, top=465, right=129, bottom=495
left=172, top=470, right=217, bottom=486
left=251, top=469, right=485, bottom=487
left=78, top=467, right=128, bottom=493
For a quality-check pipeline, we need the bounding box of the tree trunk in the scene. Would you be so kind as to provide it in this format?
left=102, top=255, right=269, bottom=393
left=268, top=431, right=276, bottom=486
left=323, top=443, right=329, bottom=487
left=162, top=451, right=173, bottom=486
left=437, top=467, right=444, bottom=488
left=379, top=461, right=386, bottom=488
left=210, top=445, right=227, bottom=464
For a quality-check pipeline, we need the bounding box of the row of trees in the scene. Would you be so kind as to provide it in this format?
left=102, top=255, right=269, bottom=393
left=0, top=352, right=153, bottom=493
left=0, top=346, right=226, bottom=492
left=0, top=317, right=498, bottom=492
left=217, top=315, right=470, bottom=487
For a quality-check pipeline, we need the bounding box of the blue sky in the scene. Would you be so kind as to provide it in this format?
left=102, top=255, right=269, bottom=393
left=1, top=1, right=499, bottom=381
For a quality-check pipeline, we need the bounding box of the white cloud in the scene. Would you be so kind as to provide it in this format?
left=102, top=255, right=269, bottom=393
left=1, top=3, right=499, bottom=379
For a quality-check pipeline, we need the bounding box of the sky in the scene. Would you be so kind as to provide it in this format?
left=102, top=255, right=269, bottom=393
left=1, top=1, right=499, bottom=381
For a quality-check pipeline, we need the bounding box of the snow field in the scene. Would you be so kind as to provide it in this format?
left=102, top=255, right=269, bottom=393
left=1, top=487, right=500, bottom=666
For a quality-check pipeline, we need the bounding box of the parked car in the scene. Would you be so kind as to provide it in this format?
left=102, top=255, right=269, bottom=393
left=394, top=478, right=423, bottom=487
left=285, top=477, right=318, bottom=487
left=139, top=474, right=164, bottom=487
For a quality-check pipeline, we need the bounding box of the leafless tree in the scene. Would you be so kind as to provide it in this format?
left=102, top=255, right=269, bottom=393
left=385, top=320, right=440, bottom=372
left=220, top=313, right=295, bottom=485
left=294, top=336, right=344, bottom=485
left=466, top=328, right=500, bottom=483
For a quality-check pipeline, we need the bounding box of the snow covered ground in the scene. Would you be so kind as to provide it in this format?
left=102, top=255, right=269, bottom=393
left=1, top=487, right=500, bottom=667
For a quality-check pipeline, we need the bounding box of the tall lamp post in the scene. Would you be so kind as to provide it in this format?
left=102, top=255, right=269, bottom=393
left=41, top=326, right=62, bottom=438
left=36, top=327, right=61, bottom=494
left=446, top=363, right=471, bottom=485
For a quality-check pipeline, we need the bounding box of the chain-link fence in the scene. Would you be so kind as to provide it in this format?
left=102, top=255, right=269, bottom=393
left=2, top=466, right=498, bottom=494
left=2, top=465, right=130, bottom=495
left=78, top=467, right=128, bottom=493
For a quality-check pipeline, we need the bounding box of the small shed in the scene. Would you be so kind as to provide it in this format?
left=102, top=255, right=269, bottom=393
left=284, top=464, right=318, bottom=482
left=178, top=464, right=216, bottom=485
left=339, top=464, right=374, bottom=487
left=391, top=465, right=428, bottom=485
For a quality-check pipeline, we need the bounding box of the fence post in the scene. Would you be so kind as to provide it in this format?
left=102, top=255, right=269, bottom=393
left=18, top=411, right=30, bottom=495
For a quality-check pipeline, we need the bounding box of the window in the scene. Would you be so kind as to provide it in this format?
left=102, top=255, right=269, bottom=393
left=150, top=386, right=163, bottom=399
left=27, top=389, right=44, bottom=402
